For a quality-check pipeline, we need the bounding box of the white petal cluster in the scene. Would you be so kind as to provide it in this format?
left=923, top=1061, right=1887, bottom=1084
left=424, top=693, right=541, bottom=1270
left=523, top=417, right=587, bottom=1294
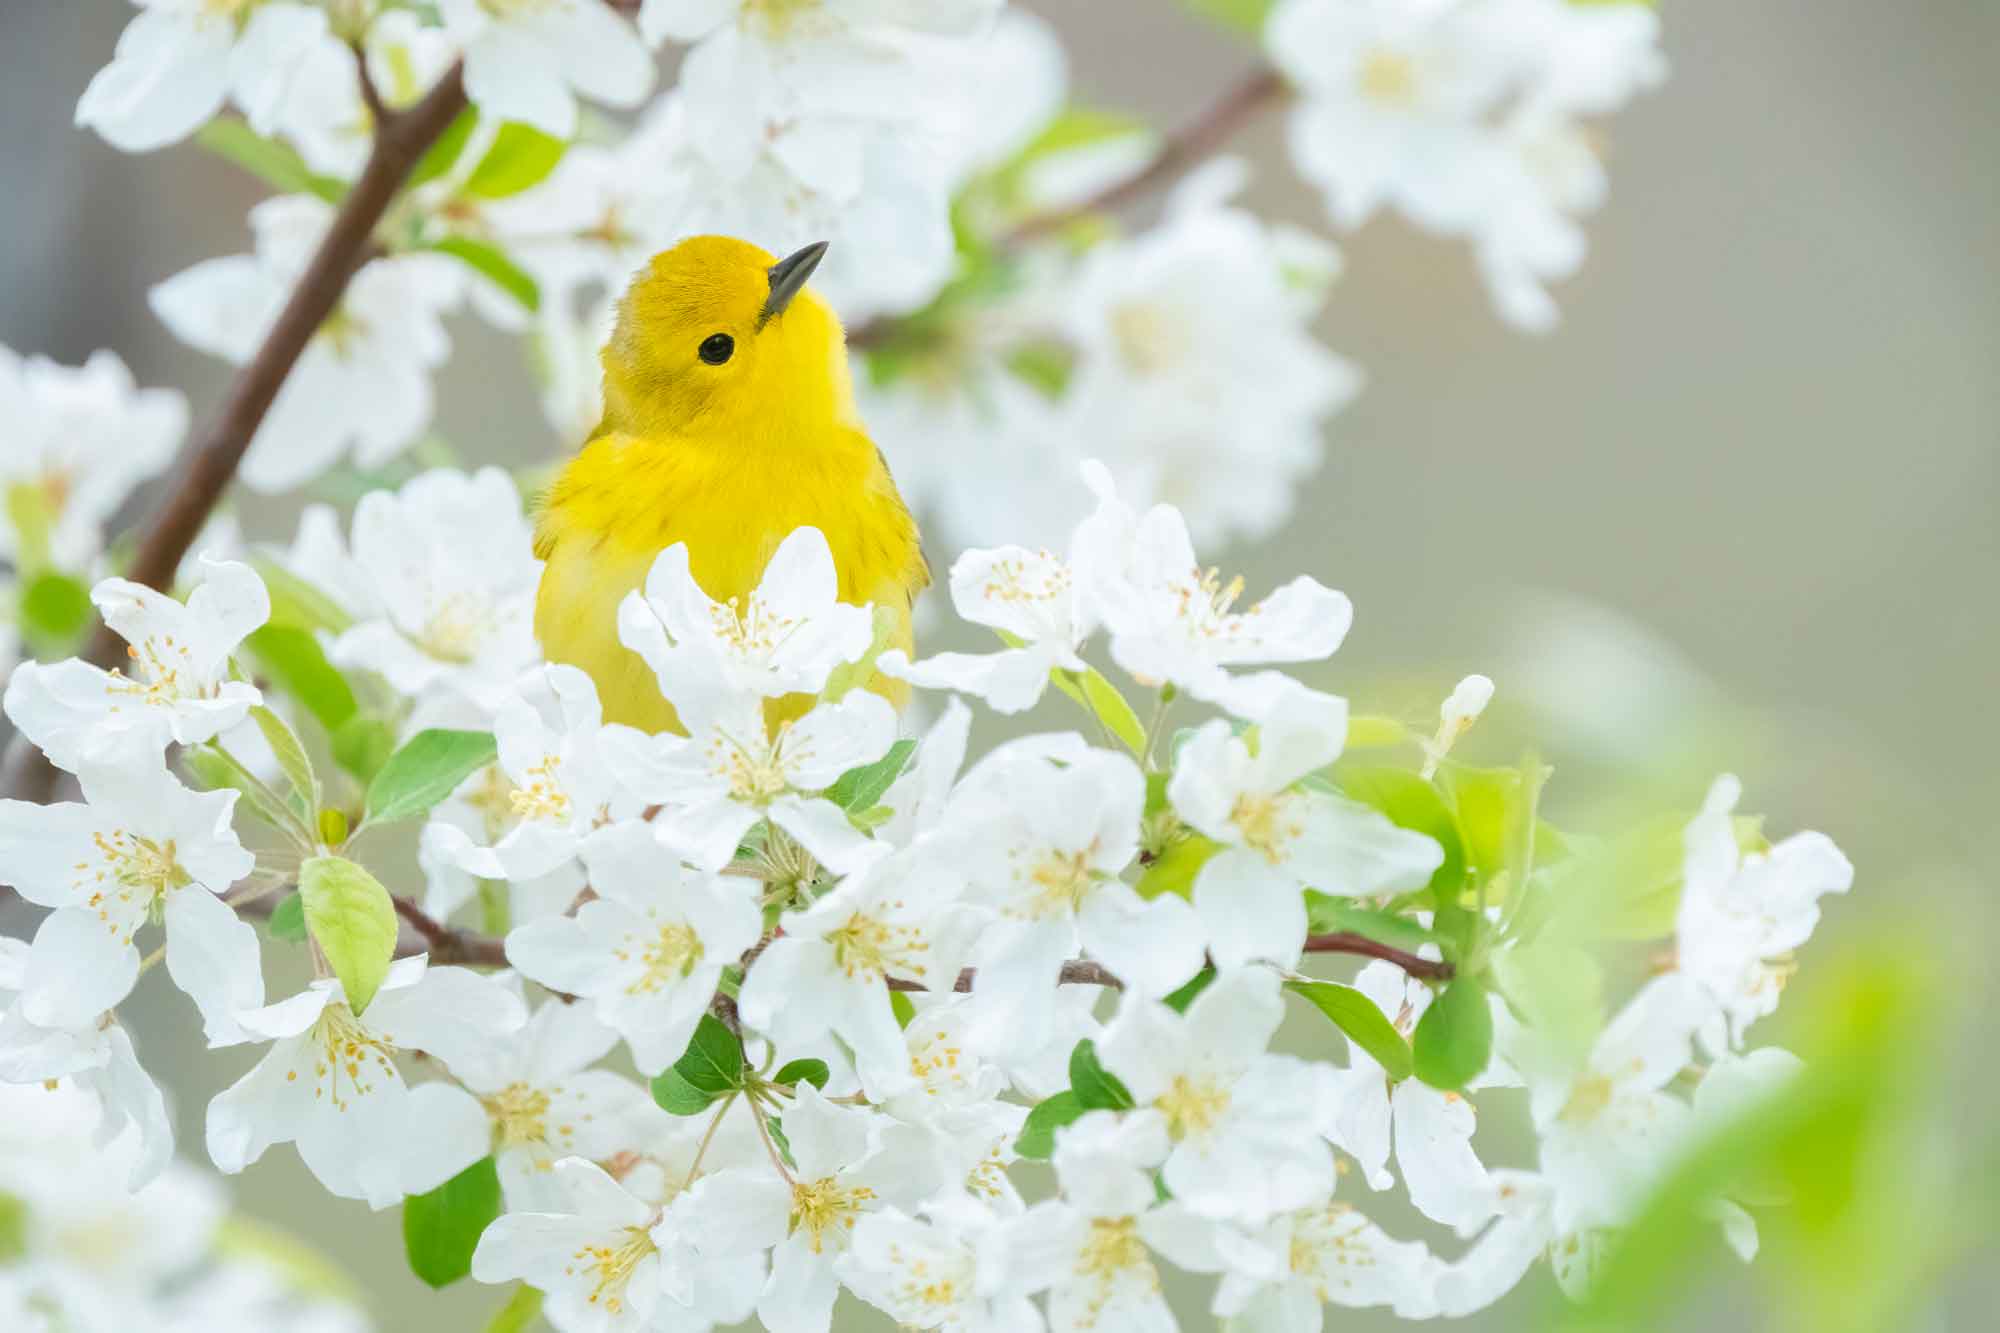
left=0, top=464, right=1852, bottom=1331
left=1269, top=0, right=1664, bottom=329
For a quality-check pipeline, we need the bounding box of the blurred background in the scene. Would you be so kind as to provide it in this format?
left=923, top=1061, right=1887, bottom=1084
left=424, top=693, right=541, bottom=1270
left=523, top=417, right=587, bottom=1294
left=2, top=0, right=1995, bottom=1328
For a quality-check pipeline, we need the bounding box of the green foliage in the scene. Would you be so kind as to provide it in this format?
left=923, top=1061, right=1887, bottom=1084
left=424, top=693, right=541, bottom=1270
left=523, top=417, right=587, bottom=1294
left=194, top=119, right=345, bottom=202
left=1014, top=1091, right=1084, bottom=1159
left=889, top=989, right=918, bottom=1029
left=651, top=1014, right=745, bottom=1114
left=4, top=482, right=54, bottom=574
left=1304, top=895, right=1438, bottom=955
left=298, top=855, right=399, bottom=1014
left=363, top=729, right=498, bottom=827
left=250, top=557, right=355, bottom=635
left=821, top=603, right=900, bottom=703
left=1069, top=1039, right=1136, bottom=1111
left=1411, top=978, right=1493, bottom=1091
left=1005, top=340, right=1077, bottom=399
left=425, top=237, right=540, bottom=312
left=1289, top=980, right=1414, bottom=1081
left=0, top=1191, right=28, bottom=1263
left=18, top=571, right=93, bottom=652
left=1336, top=766, right=1467, bottom=903
left=266, top=892, right=307, bottom=942
left=403, top=1156, right=502, bottom=1289
left=243, top=626, right=360, bottom=733
left=1163, top=968, right=1215, bottom=1013
left=485, top=1285, right=545, bottom=1333
left=193, top=742, right=314, bottom=845
left=1135, top=832, right=1221, bottom=901
left=462, top=123, right=567, bottom=198
left=826, top=739, right=916, bottom=813
left=772, top=1059, right=831, bottom=1091
left=250, top=705, right=319, bottom=815
left=1344, top=715, right=1409, bottom=748
left=1075, top=667, right=1148, bottom=757
left=410, top=109, right=476, bottom=188
left=1177, top=0, right=1281, bottom=38
left=332, top=715, right=400, bottom=785
left=1490, top=936, right=1604, bottom=1064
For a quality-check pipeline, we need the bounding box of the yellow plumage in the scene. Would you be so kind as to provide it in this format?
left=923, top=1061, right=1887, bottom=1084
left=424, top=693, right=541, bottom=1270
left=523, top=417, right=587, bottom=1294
left=534, top=236, right=927, bottom=733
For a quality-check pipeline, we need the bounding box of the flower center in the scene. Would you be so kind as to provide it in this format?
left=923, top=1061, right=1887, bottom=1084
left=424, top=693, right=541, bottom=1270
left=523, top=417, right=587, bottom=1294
left=1357, top=49, right=1421, bottom=108
left=508, top=756, right=571, bottom=822
left=621, top=921, right=704, bottom=995
left=1110, top=301, right=1187, bottom=376
left=567, top=1227, right=655, bottom=1316
left=711, top=591, right=801, bottom=664
left=827, top=912, right=925, bottom=982
left=1020, top=849, right=1095, bottom=918
left=709, top=728, right=789, bottom=803
left=981, top=553, right=1069, bottom=606
left=482, top=1081, right=551, bottom=1148
left=78, top=830, right=188, bottom=939
left=788, top=1176, right=875, bottom=1255
left=311, top=1003, right=397, bottom=1112
left=1156, top=1073, right=1231, bottom=1140
left=1559, top=1074, right=1615, bottom=1125
left=1230, top=790, right=1302, bottom=862
left=461, top=764, right=519, bottom=841
left=416, top=593, right=487, bottom=663
left=1286, top=1202, right=1377, bottom=1301
left=746, top=0, right=822, bottom=38
left=108, top=633, right=203, bottom=707
left=1076, top=1215, right=1154, bottom=1288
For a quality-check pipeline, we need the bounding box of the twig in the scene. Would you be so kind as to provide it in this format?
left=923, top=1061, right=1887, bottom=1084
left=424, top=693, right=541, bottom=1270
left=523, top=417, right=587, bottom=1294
left=350, top=40, right=388, bottom=126
left=1002, top=64, right=1286, bottom=247
left=391, top=893, right=509, bottom=967
left=1, top=62, right=470, bottom=805
left=1304, top=931, right=1455, bottom=982
left=886, top=959, right=1125, bottom=994
left=847, top=63, right=1287, bottom=349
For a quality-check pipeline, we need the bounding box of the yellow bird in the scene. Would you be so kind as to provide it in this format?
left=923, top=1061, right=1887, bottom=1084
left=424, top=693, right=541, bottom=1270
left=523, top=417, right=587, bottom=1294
left=533, top=237, right=928, bottom=733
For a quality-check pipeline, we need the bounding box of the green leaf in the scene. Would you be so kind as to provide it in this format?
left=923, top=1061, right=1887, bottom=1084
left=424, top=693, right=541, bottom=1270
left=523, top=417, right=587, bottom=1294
left=1442, top=764, right=1519, bottom=888
left=250, top=556, right=354, bottom=634
left=773, top=1059, right=831, bottom=1091
left=267, top=892, right=307, bottom=942
left=889, top=989, right=918, bottom=1029
left=485, top=1285, right=544, bottom=1333
left=1289, top=981, right=1414, bottom=1082
left=1177, top=0, right=1280, bottom=38
left=243, top=626, right=359, bottom=732
left=299, top=855, right=399, bottom=1014
left=1004, top=339, right=1077, bottom=399
left=424, top=237, right=540, bottom=312
left=1344, top=715, right=1409, bottom=748
left=1162, top=969, right=1215, bottom=1013
left=4, top=482, right=54, bottom=575
left=1068, top=1039, right=1135, bottom=1112
left=1490, top=938, right=1604, bottom=1064
left=766, top=1114, right=795, bottom=1169
left=195, top=118, right=345, bottom=202
left=194, top=742, right=313, bottom=844
left=1411, top=978, right=1493, bottom=1092
left=1135, top=833, right=1221, bottom=901
left=1531, top=814, right=1691, bottom=943
left=462, top=123, right=567, bottom=198
left=826, top=739, right=916, bottom=813
left=331, top=715, right=399, bottom=785
left=403, top=1156, right=501, bottom=1289
left=821, top=603, right=900, bottom=703
left=0, top=1191, right=26, bottom=1264
left=364, top=730, right=498, bottom=827
left=1304, top=895, right=1438, bottom=955
left=250, top=705, right=319, bottom=814
left=1079, top=668, right=1147, bottom=757
left=18, top=572, right=93, bottom=650
left=672, top=1013, right=745, bottom=1096
left=650, top=1067, right=721, bottom=1115
left=410, top=109, right=476, bottom=188
left=1014, top=1091, right=1084, bottom=1159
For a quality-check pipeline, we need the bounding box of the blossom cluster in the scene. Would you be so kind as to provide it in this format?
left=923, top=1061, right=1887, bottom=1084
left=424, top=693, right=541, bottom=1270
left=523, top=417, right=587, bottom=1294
left=0, top=459, right=1850, bottom=1330
left=13, top=0, right=1662, bottom=581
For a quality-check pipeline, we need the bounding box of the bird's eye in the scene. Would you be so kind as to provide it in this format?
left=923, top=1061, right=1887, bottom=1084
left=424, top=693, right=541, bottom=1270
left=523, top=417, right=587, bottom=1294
left=698, top=333, right=735, bottom=365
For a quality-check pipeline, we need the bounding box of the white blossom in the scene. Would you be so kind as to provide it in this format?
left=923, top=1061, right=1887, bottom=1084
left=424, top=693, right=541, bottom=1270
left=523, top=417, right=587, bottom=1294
left=328, top=467, right=543, bottom=711
left=879, top=544, right=1091, bottom=715
left=1096, top=969, right=1334, bottom=1224
left=0, top=756, right=261, bottom=1046
left=0, top=345, right=185, bottom=573
left=506, top=820, right=762, bottom=1074
left=473, top=1156, right=671, bottom=1330
left=1170, top=682, right=1443, bottom=968
left=150, top=196, right=462, bottom=493
left=206, top=956, right=526, bottom=1208
left=2, top=556, right=267, bottom=771
left=437, top=0, right=654, bottom=139
left=1678, top=775, right=1852, bottom=1053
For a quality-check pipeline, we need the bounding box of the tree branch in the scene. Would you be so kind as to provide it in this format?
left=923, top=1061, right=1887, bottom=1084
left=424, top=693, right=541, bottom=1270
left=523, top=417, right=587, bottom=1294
left=1305, top=931, right=1455, bottom=982
left=1, top=63, right=469, bottom=805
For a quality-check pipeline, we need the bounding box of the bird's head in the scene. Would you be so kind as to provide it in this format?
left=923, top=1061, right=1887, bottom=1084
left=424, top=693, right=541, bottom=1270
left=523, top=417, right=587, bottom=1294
left=598, top=236, right=857, bottom=441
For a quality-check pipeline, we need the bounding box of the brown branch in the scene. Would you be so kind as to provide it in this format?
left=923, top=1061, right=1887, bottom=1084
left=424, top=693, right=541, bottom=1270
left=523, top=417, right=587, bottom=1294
left=1305, top=932, right=1455, bottom=982
left=1002, top=64, right=1287, bottom=248
left=1, top=63, right=470, bottom=806
left=887, top=960, right=1125, bottom=994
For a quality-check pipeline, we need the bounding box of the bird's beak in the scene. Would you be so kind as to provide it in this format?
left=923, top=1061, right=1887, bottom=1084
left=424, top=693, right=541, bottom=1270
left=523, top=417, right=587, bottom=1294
left=760, top=241, right=829, bottom=327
